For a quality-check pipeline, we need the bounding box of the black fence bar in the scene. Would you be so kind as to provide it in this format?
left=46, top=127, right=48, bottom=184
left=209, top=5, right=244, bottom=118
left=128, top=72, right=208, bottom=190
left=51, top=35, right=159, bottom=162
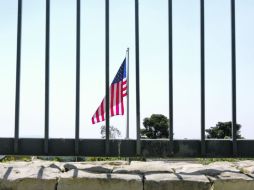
left=75, top=0, right=81, bottom=156
left=14, top=0, right=23, bottom=154
left=168, top=0, right=173, bottom=155
left=44, top=0, right=50, bottom=154
left=200, top=0, right=205, bottom=156
left=105, top=0, right=110, bottom=155
left=231, top=0, right=237, bottom=156
left=135, top=0, right=141, bottom=155
left=126, top=48, right=130, bottom=139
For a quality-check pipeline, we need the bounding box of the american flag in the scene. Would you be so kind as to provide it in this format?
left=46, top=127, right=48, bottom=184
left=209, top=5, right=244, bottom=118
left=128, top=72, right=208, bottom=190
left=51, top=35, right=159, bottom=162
left=91, top=59, right=127, bottom=124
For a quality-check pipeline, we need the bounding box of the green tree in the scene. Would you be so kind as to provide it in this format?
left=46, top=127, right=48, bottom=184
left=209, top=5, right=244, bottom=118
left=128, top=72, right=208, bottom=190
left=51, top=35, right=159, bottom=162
left=100, top=125, right=121, bottom=139
left=205, top=121, right=243, bottom=139
left=141, top=114, right=169, bottom=139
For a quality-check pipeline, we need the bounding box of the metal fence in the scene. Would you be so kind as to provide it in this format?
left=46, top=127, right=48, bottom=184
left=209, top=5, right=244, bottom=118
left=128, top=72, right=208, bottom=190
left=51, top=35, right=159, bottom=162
left=1, top=0, right=253, bottom=158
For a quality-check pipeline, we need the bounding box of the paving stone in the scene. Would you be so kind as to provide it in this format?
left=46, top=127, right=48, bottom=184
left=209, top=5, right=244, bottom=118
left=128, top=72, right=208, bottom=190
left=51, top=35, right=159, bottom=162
left=63, top=162, right=113, bottom=173
left=0, top=164, right=59, bottom=190
left=113, top=161, right=174, bottom=174
left=176, top=161, right=240, bottom=176
left=58, top=170, right=143, bottom=190
left=144, top=173, right=211, bottom=190
left=235, top=160, right=254, bottom=177
left=209, top=171, right=254, bottom=190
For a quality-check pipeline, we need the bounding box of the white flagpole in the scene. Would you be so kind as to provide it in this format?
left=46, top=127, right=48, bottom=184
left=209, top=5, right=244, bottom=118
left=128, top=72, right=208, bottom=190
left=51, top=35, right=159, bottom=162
left=126, top=48, right=130, bottom=139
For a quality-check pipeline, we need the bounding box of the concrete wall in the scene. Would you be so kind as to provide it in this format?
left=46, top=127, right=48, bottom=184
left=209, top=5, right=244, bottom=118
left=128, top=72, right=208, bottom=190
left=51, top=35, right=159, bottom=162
left=1, top=160, right=254, bottom=190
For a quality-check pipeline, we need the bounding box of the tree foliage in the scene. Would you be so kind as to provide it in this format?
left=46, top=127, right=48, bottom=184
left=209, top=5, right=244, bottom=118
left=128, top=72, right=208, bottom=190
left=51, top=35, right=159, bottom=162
left=100, top=125, right=121, bottom=139
left=141, top=114, right=169, bottom=139
left=205, top=121, right=243, bottom=139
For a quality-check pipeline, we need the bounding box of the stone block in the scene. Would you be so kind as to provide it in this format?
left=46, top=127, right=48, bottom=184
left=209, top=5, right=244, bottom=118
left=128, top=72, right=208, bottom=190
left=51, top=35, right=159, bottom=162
left=209, top=171, right=254, bottom=190
left=0, top=165, right=59, bottom=190
left=144, top=173, right=211, bottom=190
left=175, top=161, right=240, bottom=177
left=235, top=160, right=254, bottom=177
left=58, top=170, right=143, bottom=190
left=113, top=161, right=174, bottom=174
left=63, top=163, right=113, bottom=173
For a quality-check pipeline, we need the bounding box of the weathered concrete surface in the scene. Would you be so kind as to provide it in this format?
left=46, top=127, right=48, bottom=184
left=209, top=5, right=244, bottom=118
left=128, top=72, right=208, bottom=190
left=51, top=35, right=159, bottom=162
left=235, top=160, right=254, bottom=177
left=63, top=160, right=127, bottom=173
left=0, top=162, right=59, bottom=190
left=1, top=160, right=254, bottom=190
left=209, top=172, right=254, bottom=190
left=58, top=170, right=143, bottom=190
left=144, top=173, right=211, bottom=190
left=174, top=161, right=254, bottom=190
left=175, top=161, right=239, bottom=176
left=113, top=161, right=174, bottom=174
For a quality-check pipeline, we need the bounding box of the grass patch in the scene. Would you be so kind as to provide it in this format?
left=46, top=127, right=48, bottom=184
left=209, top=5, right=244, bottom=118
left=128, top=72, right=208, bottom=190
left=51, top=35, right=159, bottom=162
left=0, top=156, right=32, bottom=162
left=197, top=158, right=249, bottom=165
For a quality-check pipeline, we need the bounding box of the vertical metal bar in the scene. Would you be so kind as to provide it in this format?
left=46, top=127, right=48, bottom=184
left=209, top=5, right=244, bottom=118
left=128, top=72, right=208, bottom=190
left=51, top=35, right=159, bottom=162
left=14, top=0, right=22, bottom=154
left=126, top=48, right=130, bottom=139
left=44, top=0, right=50, bottom=154
left=168, top=0, right=173, bottom=155
left=231, top=0, right=237, bottom=156
left=75, top=0, right=81, bottom=156
left=135, top=0, right=141, bottom=155
left=200, top=0, right=206, bottom=156
left=105, top=0, right=110, bottom=155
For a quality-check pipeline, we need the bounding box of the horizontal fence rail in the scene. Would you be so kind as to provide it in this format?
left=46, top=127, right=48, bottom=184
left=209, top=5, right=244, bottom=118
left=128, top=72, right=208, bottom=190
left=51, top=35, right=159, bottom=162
left=1, top=139, right=254, bottom=158
left=0, top=0, right=251, bottom=158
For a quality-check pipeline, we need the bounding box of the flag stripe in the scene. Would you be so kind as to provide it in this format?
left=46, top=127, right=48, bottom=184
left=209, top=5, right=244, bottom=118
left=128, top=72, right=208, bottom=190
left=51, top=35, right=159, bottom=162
left=120, top=80, right=124, bottom=114
left=120, top=81, right=123, bottom=114
left=98, top=101, right=102, bottom=120
left=110, top=84, right=114, bottom=116
left=101, top=100, right=105, bottom=121
left=116, top=82, right=120, bottom=115
left=121, top=96, right=124, bottom=115
left=95, top=110, right=100, bottom=123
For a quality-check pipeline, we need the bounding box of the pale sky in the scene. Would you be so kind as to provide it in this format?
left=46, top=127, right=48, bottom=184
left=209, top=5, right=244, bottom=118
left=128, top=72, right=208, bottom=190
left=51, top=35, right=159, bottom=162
left=0, top=0, right=254, bottom=139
